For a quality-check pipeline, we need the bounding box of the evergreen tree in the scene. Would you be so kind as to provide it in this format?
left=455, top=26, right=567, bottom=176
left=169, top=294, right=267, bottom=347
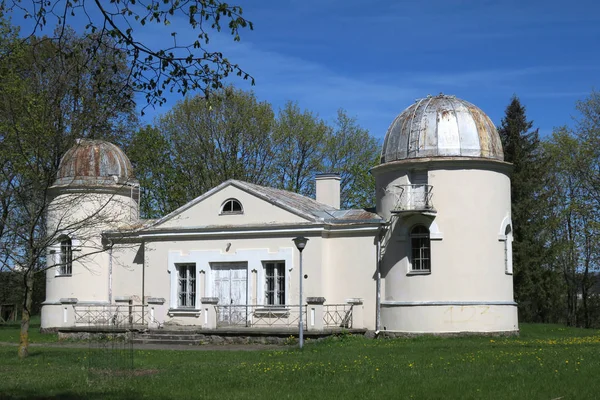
left=498, top=96, right=559, bottom=322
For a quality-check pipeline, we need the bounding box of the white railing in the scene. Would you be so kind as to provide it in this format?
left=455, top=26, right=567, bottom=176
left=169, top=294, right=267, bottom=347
left=388, top=184, right=434, bottom=212
left=73, top=305, right=151, bottom=327
left=215, top=305, right=307, bottom=328
left=323, top=304, right=353, bottom=328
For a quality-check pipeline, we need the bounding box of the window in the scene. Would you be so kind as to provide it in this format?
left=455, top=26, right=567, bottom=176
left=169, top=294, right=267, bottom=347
left=58, top=236, right=72, bottom=275
left=264, top=261, right=285, bottom=306
left=177, top=264, right=196, bottom=308
left=410, top=225, right=431, bottom=272
left=504, top=225, right=513, bottom=274
left=220, top=198, right=243, bottom=214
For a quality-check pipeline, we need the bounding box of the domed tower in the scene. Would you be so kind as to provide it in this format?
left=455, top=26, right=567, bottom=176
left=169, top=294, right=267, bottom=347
left=41, top=139, right=139, bottom=329
left=373, top=94, right=518, bottom=334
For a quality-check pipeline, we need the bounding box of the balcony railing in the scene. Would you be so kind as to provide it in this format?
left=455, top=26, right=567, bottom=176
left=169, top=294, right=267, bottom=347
left=73, top=305, right=152, bottom=328
left=215, top=305, right=307, bottom=328
left=323, top=304, right=353, bottom=328
left=388, top=184, right=434, bottom=212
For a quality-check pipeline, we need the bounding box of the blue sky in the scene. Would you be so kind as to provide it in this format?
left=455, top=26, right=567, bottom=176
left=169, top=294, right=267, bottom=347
left=12, top=0, right=600, bottom=140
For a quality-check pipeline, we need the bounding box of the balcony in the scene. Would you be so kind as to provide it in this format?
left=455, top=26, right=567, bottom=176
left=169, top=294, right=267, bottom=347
left=388, top=184, right=435, bottom=214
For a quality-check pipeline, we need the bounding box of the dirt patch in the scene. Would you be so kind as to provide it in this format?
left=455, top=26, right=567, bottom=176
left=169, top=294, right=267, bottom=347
left=89, top=368, right=160, bottom=377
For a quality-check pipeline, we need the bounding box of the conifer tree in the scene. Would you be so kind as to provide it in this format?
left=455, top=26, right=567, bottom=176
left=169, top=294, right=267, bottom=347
left=498, top=96, right=559, bottom=322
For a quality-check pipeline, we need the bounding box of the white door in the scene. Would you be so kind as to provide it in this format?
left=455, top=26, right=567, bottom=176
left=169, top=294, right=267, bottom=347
left=212, top=263, right=248, bottom=325
left=411, top=171, right=428, bottom=210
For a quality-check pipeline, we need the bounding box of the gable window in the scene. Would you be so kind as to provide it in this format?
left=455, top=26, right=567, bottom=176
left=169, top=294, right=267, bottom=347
left=58, top=236, right=72, bottom=275
left=410, top=225, right=431, bottom=272
left=177, top=264, right=196, bottom=308
left=264, top=261, right=285, bottom=306
left=220, top=198, right=243, bottom=215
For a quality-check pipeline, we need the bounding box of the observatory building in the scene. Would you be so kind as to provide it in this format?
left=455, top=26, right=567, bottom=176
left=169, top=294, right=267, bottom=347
left=41, top=94, right=518, bottom=334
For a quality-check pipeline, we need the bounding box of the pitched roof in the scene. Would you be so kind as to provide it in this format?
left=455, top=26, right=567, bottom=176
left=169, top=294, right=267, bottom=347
left=144, top=179, right=381, bottom=230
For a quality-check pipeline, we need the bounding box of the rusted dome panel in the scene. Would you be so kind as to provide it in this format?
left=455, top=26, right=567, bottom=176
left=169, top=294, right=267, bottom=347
left=54, top=139, right=137, bottom=186
left=380, top=94, right=504, bottom=164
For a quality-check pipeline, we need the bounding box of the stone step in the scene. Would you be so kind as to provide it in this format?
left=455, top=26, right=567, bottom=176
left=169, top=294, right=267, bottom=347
left=136, top=334, right=206, bottom=341
left=132, top=338, right=205, bottom=346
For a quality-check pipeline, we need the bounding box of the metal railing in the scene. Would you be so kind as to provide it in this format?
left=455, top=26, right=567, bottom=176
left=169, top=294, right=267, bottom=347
left=216, top=304, right=307, bottom=328
left=73, top=305, right=151, bottom=327
left=388, top=184, right=434, bottom=212
left=323, top=304, right=353, bottom=328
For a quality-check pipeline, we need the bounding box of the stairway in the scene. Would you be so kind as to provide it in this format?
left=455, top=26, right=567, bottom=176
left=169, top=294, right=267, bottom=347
left=133, top=330, right=208, bottom=346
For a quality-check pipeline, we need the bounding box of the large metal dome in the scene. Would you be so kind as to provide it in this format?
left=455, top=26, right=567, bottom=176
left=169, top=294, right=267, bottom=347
left=381, top=94, right=504, bottom=163
left=54, top=139, right=137, bottom=186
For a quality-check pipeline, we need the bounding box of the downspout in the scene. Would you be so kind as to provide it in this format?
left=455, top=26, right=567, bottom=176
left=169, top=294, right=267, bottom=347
left=142, top=240, right=145, bottom=309
left=108, top=239, right=114, bottom=304
left=375, top=227, right=383, bottom=332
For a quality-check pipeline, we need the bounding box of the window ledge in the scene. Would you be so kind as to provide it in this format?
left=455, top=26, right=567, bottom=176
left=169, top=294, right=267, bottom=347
left=55, top=274, right=72, bottom=277
left=407, top=270, right=431, bottom=276
left=219, top=211, right=243, bottom=216
left=168, top=309, right=201, bottom=317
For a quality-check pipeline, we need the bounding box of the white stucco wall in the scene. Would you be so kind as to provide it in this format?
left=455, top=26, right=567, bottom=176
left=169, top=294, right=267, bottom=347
left=41, top=187, right=139, bottom=329
left=373, top=158, right=518, bottom=333
left=157, top=185, right=309, bottom=229
left=322, top=234, right=378, bottom=328
left=111, top=242, right=144, bottom=302
left=143, top=235, right=322, bottom=302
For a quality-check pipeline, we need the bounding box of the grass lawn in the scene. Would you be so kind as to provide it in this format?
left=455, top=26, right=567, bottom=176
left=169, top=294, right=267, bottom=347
left=0, top=316, right=58, bottom=344
left=1, top=324, right=600, bottom=399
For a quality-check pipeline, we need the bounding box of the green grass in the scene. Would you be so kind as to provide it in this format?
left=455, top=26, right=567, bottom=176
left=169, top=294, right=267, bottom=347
left=1, top=324, right=600, bottom=399
left=0, top=315, right=58, bottom=344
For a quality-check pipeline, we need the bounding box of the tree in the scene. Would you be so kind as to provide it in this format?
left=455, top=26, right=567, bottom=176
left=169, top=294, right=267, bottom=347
left=129, top=90, right=380, bottom=219
left=542, top=91, right=600, bottom=328
left=498, top=95, right=559, bottom=322
left=6, top=0, right=254, bottom=109
left=272, top=102, right=330, bottom=196
left=126, top=125, right=183, bottom=219
left=129, top=87, right=275, bottom=218
left=0, top=21, right=137, bottom=358
left=573, top=90, right=600, bottom=208
left=272, top=104, right=380, bottom=207
left=544, top=129, right=590, bottom=326
left=323, top=110, right=379, bottom=209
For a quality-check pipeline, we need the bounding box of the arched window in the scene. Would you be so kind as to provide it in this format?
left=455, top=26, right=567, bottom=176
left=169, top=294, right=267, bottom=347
left=220, top=198, right=243, bottom=215
left=410, top=225, right=431, bottom=272
left=504, top=224, right=513, bottom=274
left=58, top=236, right=73, bottom=275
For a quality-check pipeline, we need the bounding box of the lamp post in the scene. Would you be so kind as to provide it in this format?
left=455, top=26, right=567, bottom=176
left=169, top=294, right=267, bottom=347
left=293, top=236, right=308, bottom=349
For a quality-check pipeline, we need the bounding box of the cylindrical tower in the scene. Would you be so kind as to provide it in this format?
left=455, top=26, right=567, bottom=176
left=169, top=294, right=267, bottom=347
left=41, top=139, right=140, bottom=329
left=373, top=94, right=518, bottom=334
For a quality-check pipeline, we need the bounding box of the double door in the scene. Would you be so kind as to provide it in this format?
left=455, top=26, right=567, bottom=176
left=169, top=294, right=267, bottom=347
left=212, top=263, right=248, bottom=325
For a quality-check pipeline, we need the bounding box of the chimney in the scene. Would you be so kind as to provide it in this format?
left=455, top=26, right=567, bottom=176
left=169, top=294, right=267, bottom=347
left=315, top=173, right=341, bottom=209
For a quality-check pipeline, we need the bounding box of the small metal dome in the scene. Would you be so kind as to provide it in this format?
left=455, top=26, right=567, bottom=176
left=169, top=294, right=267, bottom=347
left=381, top=94, right=504, bottom=163
left=54, top=139, right=137, bottom=186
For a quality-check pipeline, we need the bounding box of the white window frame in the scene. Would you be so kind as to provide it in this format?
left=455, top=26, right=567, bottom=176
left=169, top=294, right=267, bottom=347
left=504, top=225, right=513, bottom=275
left=264, top=261, right=286, bottom=306
left=176, top=263, right=197, bottom=308
left=57, top=236, right=73, bottom=276
left=220, top=198, right=243, bottom=215
left=167, top=247, right=293, bottom=309
left=498, top=216, right=513, bottom=275
left=409, top=225, right=431, bottom=273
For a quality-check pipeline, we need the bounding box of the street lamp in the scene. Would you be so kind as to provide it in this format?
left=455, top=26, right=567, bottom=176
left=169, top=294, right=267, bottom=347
left=293, top=236, right=308, bottom=349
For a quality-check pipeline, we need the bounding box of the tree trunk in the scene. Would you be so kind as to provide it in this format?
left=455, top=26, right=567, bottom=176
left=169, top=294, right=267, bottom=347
left=18, top=271, right=34, bottom=359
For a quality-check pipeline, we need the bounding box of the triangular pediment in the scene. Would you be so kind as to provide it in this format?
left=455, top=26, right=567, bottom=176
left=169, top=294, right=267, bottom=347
left=146, top=180, right=329, bottom=230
